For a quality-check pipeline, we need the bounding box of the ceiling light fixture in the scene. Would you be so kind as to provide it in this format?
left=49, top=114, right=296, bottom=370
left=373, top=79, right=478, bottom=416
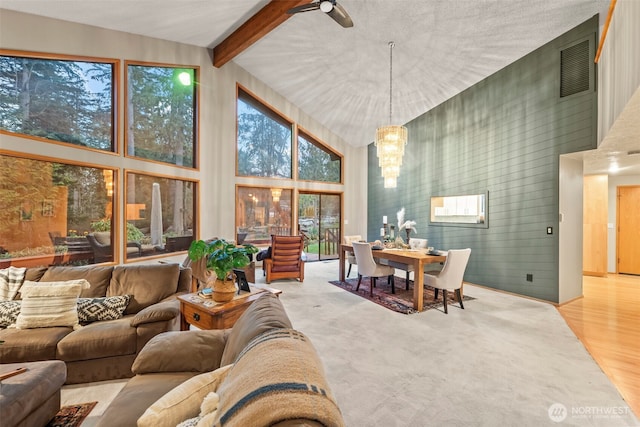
left=375, top=41, right=407, bottom=189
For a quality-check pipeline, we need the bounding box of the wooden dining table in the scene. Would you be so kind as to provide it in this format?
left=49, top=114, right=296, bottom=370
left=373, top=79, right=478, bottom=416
left=339, top=243, right=447, bottom=311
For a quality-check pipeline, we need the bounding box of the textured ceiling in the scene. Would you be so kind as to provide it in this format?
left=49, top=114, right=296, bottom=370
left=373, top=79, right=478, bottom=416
left=2, top=0, right=638, bottom=175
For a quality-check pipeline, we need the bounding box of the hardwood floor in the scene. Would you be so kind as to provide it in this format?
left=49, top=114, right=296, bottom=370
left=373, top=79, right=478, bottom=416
left=558, top=274, right=640, bottom=418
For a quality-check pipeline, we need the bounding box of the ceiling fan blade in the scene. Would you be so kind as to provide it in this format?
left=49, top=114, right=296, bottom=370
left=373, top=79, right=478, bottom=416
left=287, top=2, right=321, bottom=14
left=327, top=2, right=354, bottom=28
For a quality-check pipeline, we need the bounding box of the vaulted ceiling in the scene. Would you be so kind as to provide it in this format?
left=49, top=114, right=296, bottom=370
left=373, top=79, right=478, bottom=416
left=2, top=0, right=638, bottom=175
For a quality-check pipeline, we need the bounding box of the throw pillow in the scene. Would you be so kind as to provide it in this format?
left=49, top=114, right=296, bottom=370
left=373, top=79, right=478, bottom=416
left=0, top=266, right=27, bottom=301
left=15, top=280, right=89, bottom=330
left=77, top=295, right=131, bottom=323
left=137, top=364, right=232, bottom=427
left=0, top=300, right=21, bottom=328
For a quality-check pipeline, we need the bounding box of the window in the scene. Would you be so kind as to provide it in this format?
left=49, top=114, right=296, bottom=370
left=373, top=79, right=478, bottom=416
left=237, top=87, right=292, bottom=178
left=236, top=186, right=292, bottom=245
left=0, top=51, right=116, bottom=151
left=126, top=63, right=197, bottom=168
left=0, top=152, right=115, bottom=265
left=297, top=130, right=342, bottom=183
left=125, top=172, right=197, bottom=258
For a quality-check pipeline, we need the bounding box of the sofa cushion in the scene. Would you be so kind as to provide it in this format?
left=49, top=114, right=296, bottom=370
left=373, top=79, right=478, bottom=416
left=56, top=316, right=137, bottom=362
left=215, top=329, right=344, bottom=427
left=24, top=267, right=48, bottom=283
left=0, top=266, right=26, bottom=300
left=15, top=280, right=89, bottom=330
left=41, top=265, right=114, bottom=298
left=132, top=330, right=227, bottom=375
left=137, top=364, right=232, bottom=427
left=77, top=295, right=131, bottom=323
left=94, top=231, right=111, bottom=245
left=0, top=300, right=21, bottom=328
left=0, top=327, right=72, bottom=362
left=96, top=372, right=197, bottom=427
left=108, top=264, right=180, bottom=315
left=220, top=292, right=292, bottom=366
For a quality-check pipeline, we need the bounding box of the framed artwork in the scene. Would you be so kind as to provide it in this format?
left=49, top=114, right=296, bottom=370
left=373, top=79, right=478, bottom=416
left=42, top=200, right=54, bottom=217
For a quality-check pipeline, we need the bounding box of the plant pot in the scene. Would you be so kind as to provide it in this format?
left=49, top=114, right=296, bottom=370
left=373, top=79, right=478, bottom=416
left=209, top=277, right=236, bottom=303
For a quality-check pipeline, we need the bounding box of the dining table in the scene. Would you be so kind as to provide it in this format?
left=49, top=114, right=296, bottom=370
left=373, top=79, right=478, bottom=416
left=339, top=243, right=447, bottom=311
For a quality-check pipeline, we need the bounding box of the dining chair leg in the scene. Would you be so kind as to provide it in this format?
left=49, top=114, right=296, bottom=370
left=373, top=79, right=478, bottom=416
left=434, top=288, right=439, bottom=300
left=456, top=289, right=464, bottom=309
left=347, top=264, right=352, bottom=277
left=390, top=275, right=395, bottom=294
left=443, top=290, right=448, bottom=314
left=405, top=271, right=410, bottom=290
left=356, top=274, right=362, bottom=291
left=370, top=277, right=376, bottom=297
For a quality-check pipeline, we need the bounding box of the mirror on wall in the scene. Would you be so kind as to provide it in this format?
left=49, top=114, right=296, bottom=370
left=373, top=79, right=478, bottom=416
left=430, top=192, right=488, bottom=228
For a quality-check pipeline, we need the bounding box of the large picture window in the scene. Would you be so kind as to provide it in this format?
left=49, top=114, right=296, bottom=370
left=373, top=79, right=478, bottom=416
left=236, top=186, right=292, bottom=245
left=126, top=63, right=197, bottom=168
left=237, top=87, right=292, bottom=178
left=0, top=51, right=116, bottom=151
left=297, top=130, right=342, bottom=183
left=0, top=153, right=115, bottom=266
left=125, top=172, right=197, bottom=259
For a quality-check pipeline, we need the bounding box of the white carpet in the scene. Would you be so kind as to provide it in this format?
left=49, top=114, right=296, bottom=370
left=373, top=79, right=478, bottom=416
left=62, top=260, right=639, bottom=426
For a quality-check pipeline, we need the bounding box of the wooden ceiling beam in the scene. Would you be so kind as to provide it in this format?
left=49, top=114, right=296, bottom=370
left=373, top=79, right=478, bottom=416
left=213, top=0, right=308, bottom=68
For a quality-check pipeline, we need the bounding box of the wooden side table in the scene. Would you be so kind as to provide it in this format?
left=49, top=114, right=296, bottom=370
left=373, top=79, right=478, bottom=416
left=177, top=285, right=281, bottom=331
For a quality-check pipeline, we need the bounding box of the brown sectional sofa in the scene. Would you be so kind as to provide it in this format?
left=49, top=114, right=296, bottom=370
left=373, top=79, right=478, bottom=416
left=96, top=292, right=344, bottom=427
left=0, top=263, right=190, bottom=384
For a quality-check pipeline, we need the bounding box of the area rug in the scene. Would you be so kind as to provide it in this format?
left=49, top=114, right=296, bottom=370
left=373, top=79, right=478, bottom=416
left=328, top=277, right=475, bottom=314
left=47, top=401, right=97, bottom=427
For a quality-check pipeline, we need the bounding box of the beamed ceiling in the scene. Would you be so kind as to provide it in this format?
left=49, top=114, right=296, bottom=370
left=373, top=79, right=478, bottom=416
left=1, top=0, right=638, bottom=175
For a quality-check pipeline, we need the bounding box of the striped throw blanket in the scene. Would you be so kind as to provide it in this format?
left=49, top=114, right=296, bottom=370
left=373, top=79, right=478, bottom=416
left=0, top=266, right=26, bottom=301
left=214, top=328, right=345, bottom=427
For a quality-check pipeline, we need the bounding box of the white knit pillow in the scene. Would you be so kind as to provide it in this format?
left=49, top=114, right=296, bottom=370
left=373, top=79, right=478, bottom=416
left=15, top=280, right=89, bottom=329
left=0, top=266, right=26, bottom=301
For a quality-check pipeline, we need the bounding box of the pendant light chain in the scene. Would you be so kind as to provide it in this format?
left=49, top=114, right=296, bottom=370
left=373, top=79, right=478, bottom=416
left=389, top=41, right=394, bottom=124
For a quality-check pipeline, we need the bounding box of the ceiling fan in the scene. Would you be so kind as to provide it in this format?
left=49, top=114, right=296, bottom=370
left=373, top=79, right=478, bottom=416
left=287, top=0, right=354, bottom=28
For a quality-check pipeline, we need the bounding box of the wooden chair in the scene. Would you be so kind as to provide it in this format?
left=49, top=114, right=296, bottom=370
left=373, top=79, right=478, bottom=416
left=264, top=235, right=305, bottom=284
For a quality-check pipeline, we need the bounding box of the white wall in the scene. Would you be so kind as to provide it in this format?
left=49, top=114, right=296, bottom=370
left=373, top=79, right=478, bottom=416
left=559, top=157, right=584, bottom=303
left=0, top=10, right=369, bottom=255
left=607, top=174, right=640, bottom=272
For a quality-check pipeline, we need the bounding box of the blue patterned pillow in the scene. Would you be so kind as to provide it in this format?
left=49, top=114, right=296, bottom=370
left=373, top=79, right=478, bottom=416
left=0, top=300, right=21, bottom=328
left=77, top=295, right=131, bottom=323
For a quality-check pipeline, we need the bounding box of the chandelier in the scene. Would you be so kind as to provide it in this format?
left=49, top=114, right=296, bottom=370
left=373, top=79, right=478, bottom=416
left=375, top=42, right=407, bottom=189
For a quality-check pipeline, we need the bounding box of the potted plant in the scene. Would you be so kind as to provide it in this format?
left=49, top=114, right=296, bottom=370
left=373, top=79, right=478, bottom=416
left=188, top=238, right=258, bottom=302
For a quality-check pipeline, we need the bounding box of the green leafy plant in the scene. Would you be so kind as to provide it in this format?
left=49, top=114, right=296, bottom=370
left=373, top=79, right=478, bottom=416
left=91, top=219, right=144, bottom=242
left=188, top=238, right=258, bottom=281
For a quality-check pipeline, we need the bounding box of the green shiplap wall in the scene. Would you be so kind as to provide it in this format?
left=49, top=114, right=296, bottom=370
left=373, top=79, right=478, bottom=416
left=368, top=16, right=598, bottom=302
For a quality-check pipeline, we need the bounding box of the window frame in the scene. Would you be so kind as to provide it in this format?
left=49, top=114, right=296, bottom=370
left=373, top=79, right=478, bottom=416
left=296, top=126, right=344, bottom=184
left=235, top=184, right=294, bottom=246
left=236, top=85, right=294, bottom=179
left=0, top=49, right=119, bottom=155
left=124, top=60, right=199, bottom=170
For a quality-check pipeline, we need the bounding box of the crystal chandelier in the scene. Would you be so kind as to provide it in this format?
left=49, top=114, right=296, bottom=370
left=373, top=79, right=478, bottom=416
left=375, top=41, right=407, bottom=189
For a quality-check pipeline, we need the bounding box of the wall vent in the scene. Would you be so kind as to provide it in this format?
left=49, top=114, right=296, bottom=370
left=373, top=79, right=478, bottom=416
left=560, top=40, right=590, bottom=97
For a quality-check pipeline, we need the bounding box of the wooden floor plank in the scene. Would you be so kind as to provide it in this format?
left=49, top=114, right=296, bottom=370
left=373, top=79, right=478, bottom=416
left=558, top=274, right=640, bottom=418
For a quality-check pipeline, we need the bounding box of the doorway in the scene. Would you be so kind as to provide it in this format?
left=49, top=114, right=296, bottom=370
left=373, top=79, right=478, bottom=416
left=298, top=192, right=341, bottom=262
left=617, top=185, right=640, bottom=275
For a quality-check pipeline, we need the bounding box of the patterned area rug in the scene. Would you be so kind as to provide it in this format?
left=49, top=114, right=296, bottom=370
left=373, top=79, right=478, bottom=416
left=328, top=277, right=475, bottom=314
left=47, top=402, right=97, bottom=427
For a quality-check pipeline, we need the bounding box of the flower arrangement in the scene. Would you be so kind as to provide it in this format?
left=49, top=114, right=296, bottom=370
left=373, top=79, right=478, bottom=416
left=397, top=207, right=417, bottom=237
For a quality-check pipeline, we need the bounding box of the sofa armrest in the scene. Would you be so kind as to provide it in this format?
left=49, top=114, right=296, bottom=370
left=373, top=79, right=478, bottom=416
left=132, top=329, right=228, bottom=374
left=130, top=300, right=180, bottom=327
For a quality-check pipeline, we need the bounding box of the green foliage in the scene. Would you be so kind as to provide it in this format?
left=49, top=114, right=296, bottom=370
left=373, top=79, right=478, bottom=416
left=90, top=219, right=145, bottom=242
left=188, top=239, right=258, bottom=281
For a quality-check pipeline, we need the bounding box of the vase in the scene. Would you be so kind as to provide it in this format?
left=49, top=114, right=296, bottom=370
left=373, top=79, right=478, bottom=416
left=405, top=229, right=411, bottom=245
left=207, top=276, right=237, bottom=303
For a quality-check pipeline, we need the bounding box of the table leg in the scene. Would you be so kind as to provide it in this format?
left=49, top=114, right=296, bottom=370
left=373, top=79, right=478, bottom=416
left=339, top=245, right=346, bottom=283
left=179, top=302, right=189, bottom=331
left=413, top=260, right=424, bottom=311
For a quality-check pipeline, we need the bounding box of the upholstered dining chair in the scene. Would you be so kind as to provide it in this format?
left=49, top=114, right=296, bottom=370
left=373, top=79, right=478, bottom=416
left=351, top=242, right=396, bottom=296
left=424, top=248, right=471, bottom=314
left=343, top=235, right=362, bottom=277
left=264, top=235, right=305, bottom=284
